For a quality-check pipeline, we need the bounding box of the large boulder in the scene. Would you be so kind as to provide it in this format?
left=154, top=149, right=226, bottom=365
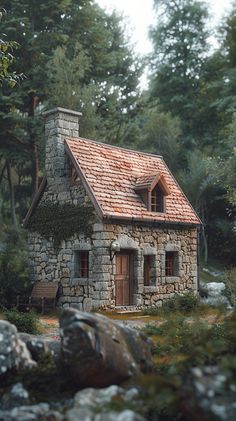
left=59, top=309, right=153, bottom=387
left=201, top=282, right=232, bottom=308
left=0, top=320, right=36, bottom=376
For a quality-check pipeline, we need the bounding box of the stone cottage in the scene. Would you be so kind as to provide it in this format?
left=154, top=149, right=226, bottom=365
left=24, top=107, right=201, bottom=310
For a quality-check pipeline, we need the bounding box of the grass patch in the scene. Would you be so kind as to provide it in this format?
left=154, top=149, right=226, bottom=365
left=3, top=308, right=41, bottom=334
left=144, top=311, right=236, bottom=376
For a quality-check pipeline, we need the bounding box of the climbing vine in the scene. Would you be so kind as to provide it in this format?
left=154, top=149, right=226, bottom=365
left=28, top=201, right=95, bottom=249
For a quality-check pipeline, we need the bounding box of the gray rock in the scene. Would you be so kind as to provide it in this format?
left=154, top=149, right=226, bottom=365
left=66, top=407, right=94, bottom=421
left=201, top=282, right=232, bottom=308
left=1, top=383, right=30, bottom=410
left=59, top=308, right=153, bottom=387
left=66, top=386, right=144, bottom=421
left=19, top=333, right=61, bottom=362
left=95, top=410, right=145, bottom=421
left=71, top=385, right=142, bottom=420
left=191, top=366, right=236, bottom=420
left=0, top=403, right=50, bottom=421
left=0, top=321, right=36, bottom=376
left=66, top=408, right=144, bottom=421
left=74, top=385, right=139, bottom=408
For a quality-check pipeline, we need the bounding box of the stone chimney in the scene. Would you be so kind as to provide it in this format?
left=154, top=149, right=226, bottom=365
left=43, top=107, right=82, bottom=192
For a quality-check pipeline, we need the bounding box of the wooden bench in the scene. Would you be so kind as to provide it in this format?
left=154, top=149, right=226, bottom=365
left=17, top=282, right=59, bottom=313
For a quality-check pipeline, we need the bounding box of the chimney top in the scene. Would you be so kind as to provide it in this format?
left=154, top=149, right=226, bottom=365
left=42, top=107, right=82, bottom=118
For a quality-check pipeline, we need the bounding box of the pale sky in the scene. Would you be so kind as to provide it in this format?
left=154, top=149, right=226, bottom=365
left=97, top=0, right=233, bottom=55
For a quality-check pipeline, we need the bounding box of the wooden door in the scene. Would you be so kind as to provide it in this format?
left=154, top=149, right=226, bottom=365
left=115, top=253, right=131, bottom=306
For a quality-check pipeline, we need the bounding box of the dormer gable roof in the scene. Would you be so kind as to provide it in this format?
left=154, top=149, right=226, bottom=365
left=135, top=173, right=171, bottom=196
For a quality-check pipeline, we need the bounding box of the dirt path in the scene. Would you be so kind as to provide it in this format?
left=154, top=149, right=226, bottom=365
left=39, top=311, right=225, bottom=338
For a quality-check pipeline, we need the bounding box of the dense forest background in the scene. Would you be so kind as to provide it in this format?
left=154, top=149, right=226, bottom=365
left=1, top=0, right=236, bottom=266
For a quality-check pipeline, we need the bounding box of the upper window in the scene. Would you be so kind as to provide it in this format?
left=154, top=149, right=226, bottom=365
left=165, top=251, right=179, bottom=277
left=135, top=173, right=170, bottom=214
left=151, top=184, right=164, bottom=213
left=74, top=251, right=89, bottom=278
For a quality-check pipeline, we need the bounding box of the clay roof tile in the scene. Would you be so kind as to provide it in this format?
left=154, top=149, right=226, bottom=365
left=65, top=137, right=200, bottom=225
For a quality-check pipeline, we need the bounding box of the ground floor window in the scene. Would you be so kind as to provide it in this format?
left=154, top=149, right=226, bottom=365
left=144, top=255, right=156, bottom=286
left=74, top=251, right=89, bottom=278
left=165, top=251, right=179, bottom=277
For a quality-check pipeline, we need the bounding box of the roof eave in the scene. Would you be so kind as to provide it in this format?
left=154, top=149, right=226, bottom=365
left=102, top=213, right=201, bottom=228
left=65, top=140, right=104, bottom=220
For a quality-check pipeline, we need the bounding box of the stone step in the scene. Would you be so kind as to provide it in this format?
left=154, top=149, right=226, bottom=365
left=114, top=306, right=143, bottom=314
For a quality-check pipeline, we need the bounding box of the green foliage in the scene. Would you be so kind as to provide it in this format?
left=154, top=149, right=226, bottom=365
left=225, top=267, right=236, bottom=306
left=144, top=293, right=200, bottom=316
left=3, top=308, right=40, bottom=334
left=163, top=293, right=199, bottom=313
left=0, top=9, right=24, bottom=88
left=140, top=311, right=236, bottom=419
left=0, top=0, right=142, bottom=227
left=149, top=0, right=210, bottom=142
left=45, top=44, right=102, bottom=140
left=0, top=227, right=31, bottom=307
left=138, top=101, right=182, bottom=172
left=145, top=310, right=236, bottom=373
left=28, top=201, right=94, bottom=249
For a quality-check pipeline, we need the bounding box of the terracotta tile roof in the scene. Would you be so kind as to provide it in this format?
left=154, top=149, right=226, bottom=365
left=65, top=137, right=201, bottom=225
left=135, top=174, right=159, bottom=190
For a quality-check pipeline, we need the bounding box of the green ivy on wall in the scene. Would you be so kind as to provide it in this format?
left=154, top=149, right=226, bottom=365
left=28, top=201, right=95, bottom=250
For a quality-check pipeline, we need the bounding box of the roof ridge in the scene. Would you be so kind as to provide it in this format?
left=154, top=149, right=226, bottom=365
left=66, top=136, right=164, bottom=160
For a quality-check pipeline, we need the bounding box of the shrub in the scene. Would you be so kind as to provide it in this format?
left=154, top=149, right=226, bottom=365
left=0, top=228, right=31, bottom=308
left=4, top=308, right=40, bottom=334
left=144, top=293, right=200, bottom=316
left=224, top=267, right=236, bottom=306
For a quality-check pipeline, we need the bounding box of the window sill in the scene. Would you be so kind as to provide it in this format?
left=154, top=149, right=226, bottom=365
left=143, top=286, right=158, bottom=293
left=165, top=276, right=179, bottom=283
left=72, top=278, right=89, bottom=286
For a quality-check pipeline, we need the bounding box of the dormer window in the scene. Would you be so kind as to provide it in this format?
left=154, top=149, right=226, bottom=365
left=151, top=184, right=164, bottom=212
left=135, top=173, right=170, bottom=213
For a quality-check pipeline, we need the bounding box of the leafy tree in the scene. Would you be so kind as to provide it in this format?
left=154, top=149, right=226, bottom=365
left=177, top=151, right=223, bottom=262
left=45, top=44, right=102, bottom=140
left=149, top=0, right=210, bottom=146
left=222, top=113, right=236, bottom=205
left=138, top=100, right=182, bottom=172
left=0, top=0, right=141, bottom=226
left=0, top=8, right=23, bottom=88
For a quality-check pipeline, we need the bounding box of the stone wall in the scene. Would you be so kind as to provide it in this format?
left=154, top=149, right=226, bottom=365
left=28, top=176, right=98, bottom=311
left=90, top=222, right=198, bottom=308
left=28, top=218, right=198, bottom=310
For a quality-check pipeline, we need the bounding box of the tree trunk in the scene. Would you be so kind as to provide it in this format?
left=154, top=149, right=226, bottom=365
left=28, top=94, right=40, bottom=197
left=6, top=160, right=17, bottom=228
left=201, top=205, right=208, bottom=263
left=0, top=161, right=7, bottom=185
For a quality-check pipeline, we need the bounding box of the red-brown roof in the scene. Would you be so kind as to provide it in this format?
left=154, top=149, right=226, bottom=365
left=135, top=174, right=160, bottom=190
left=65, top=137, right=200, bottom=225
